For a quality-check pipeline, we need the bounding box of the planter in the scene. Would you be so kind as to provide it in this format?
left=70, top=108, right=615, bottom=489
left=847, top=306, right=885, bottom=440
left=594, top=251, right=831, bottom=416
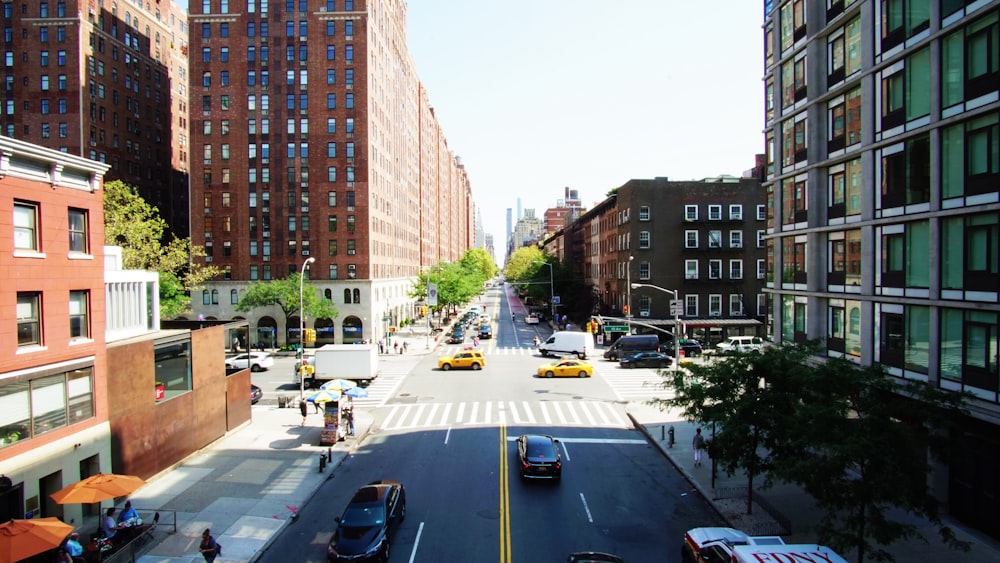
left=155, top=383, right=165, bottom=401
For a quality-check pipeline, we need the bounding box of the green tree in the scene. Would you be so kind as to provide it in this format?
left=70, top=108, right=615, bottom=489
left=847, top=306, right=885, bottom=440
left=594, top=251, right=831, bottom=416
left=655, top=343, right=814, bottom=515
left=778, top=358, right=969, bottom=563
left=410, top=250, right=497, bottom=315
left=103, top=180, right=220, bottom=318
left=235, top=273, right=339, bottom=331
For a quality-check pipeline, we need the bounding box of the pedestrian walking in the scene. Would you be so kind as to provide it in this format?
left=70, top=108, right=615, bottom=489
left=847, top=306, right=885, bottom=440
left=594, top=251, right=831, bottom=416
left=693, top=428, right=706, bottom=467
left=473, top=336, right=480, bottom=347
left=199, top=528, right=221, bottom=562
left=378, top=339, right=385, bottom=355
left=402, top=341, right=409, bottom=353
left=299, top=399, right=308, bottom=426
left=393, top=341, right=399, bottom=354
left=232, top=337, right=240, bottom=353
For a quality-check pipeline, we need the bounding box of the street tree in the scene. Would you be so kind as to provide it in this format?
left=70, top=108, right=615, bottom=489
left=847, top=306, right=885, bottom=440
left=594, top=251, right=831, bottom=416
left=103, top=180, right=220, bottom=318
left=654, top=343, right=814, bottom=515
left=777, top=357, right=970, bottom=563
left=235, top=273, right=339, bottom=331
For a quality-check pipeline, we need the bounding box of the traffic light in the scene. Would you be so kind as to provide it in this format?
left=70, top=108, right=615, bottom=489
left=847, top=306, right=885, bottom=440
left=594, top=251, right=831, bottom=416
left=623, top=305, right=630, bottom=316
left=421, top=306, right=428, bottom=316
left=304, top=328, right=317, bottom=344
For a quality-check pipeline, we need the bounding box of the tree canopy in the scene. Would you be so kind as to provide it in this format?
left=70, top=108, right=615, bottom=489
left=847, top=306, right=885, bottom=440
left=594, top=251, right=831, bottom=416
left=658, top=344, right=970, bottom=562
left=235, top=272, right=339, bottom=326
left=103, top=180, right=220, bottom=318
left=409, top=249, right=497, bottom=313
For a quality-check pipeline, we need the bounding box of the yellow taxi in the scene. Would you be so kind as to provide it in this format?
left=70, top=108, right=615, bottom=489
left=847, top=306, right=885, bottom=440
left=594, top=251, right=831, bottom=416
left=536, top=359, right=593, bottom=378
left=438, top=350, right=486, bottom=371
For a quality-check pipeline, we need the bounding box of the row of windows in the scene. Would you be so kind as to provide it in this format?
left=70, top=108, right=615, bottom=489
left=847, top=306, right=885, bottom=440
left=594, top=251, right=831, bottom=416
left=204, top=116, right=356, bottom=137
left=246, top=263, right=356, bottom=281
left=780, top=297, right=999, bottom=401
left=1, top=1, right=68, bottom=19
left=203, top=140, right=358, bottom=161
left=203, top=0, right=355, bottom=16
left=684, top=230, right=766, bottom=250
left=771, top=107, right=998, bottom=227
left=17, top=290, right=92, bottom=347
left=628, top=293, right=763, bottom=318
left=202, top=164, right=358, bottom=186
left=201, top=18, right=354, bottom=41
left=13, top=201, right=90, bottom=255
left=684, top=258, right=763, bottom=282
left=3, top=24, right=68, bottom=44
left=0, top=366, right=94, bottom=449
left=682, top=204, right=766, bottom=222
left=3, top=49, right=67, bottom=67
left=203, top=286, right=363, bottom=307
left=769, top=211, right=999, bottom=297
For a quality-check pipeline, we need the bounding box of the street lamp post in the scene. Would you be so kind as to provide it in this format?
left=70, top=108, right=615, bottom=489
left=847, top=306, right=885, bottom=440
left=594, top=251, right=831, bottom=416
left=299, top=256, right=315, bottom=399
left=533, top=261, right=555, bottom=322
left=626, top=256, right=634, bottom=322
left=631, top=283, right=681, bottom=375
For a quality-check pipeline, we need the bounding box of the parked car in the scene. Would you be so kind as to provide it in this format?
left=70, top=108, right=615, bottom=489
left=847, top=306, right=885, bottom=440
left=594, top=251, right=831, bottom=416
left=676, top=339, right=704, bottom=357
left=516, top=434, right=562, bottom=480
left=327, top=480, right=406, bottom=562
left=524, top=314, right=540, bottom=325
left=250, top=384, right=263, bottom=405
left=620, top=351, right=673, bottom=369
left=536, top=359, right=593, bottom=378
left=478, top=325, right=493, bottom=339
left=447, top=330, right=465, bottom=344
left=438, top=350, right=486, bottom=371
left=716, top=336, right=764, bottom=354
left=226, top=352, right=275, bottom=372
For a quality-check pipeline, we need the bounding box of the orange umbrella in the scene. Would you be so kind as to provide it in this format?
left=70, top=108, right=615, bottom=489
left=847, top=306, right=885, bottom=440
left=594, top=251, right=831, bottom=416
left=0, top=517, right=74, bottom=563
left=50, top=473, right=147, bottom=505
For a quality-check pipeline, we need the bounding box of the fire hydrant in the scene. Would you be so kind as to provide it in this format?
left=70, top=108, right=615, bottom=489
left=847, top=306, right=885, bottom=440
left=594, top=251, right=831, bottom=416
left=667, top=426, right=675, bottom=448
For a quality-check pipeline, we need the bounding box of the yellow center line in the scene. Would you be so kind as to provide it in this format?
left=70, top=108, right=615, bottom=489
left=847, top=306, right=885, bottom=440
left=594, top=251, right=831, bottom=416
left=499, top=424, right=511, bottom=563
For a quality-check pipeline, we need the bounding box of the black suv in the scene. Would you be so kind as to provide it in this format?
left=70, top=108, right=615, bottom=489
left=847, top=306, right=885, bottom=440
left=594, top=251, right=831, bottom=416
left=516, top=434, right=562, bottom=480
left=327, top=480, right=406, bottom=562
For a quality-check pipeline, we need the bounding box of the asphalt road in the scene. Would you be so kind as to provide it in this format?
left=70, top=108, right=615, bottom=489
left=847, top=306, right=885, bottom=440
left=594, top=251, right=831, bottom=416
left=256, top=288, right=723, bottom=562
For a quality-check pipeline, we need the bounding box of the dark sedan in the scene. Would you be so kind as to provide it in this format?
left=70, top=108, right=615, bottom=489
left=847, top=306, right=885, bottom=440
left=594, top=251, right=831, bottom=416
left=620, top=351, right=673, bottom=369
left=327, top=480, right=406, bottom=562
left=250, top=384, right=262, bottom=405
left=670, top=339, right=704, bottom=357
left=516, top=434, right=562, bottom=480
left=478, top=325, right=493, bottom=339
left=446, top=330, right=465, bottom=344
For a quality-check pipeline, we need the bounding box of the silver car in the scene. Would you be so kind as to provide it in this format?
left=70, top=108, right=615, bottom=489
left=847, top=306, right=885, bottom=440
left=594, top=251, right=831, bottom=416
left=226, top=352, right=275, bottom=372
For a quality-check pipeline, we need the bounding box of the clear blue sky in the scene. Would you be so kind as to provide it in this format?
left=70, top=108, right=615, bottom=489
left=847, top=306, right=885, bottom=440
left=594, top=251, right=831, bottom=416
left=406, top=1, right=765, bottom=263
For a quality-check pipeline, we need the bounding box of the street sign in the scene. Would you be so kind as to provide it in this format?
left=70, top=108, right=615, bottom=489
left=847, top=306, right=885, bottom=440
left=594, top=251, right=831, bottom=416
left=604, top=325, right=630, bottom=333
left=670, top=300, right=683, bottom=316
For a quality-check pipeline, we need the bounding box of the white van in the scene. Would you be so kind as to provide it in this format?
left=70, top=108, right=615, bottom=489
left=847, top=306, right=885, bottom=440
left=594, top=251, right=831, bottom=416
left=539, top=331, right=595, bottom=360
left=716, top=336, right=764, bottom=354
left=731, top=544, right=847, bottom=563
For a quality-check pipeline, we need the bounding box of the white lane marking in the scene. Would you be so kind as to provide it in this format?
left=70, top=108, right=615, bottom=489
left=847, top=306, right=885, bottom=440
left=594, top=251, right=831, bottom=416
left=444, top=427, right=452, bottom=445
left=579, top=493, right=594, bottom=523
left=559, top=440, right=571, bottom=461
left=407, top=521, right=424, bottom=563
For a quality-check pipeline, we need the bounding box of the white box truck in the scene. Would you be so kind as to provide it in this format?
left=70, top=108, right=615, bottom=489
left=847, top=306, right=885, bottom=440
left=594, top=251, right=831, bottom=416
left=731, top=544, right=848, bottom=563
left=294, top=344, right=379, bottom=388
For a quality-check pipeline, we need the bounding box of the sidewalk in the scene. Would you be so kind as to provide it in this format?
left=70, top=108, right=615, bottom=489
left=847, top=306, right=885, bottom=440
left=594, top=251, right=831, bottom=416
left=626, top=401, right=1000, bottom=562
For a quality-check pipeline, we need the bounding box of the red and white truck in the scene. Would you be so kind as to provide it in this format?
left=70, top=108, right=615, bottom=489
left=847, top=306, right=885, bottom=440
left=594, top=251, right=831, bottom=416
left=730, top=544, right=848, bottom=563
left=682, top=527, right=786, bottom=563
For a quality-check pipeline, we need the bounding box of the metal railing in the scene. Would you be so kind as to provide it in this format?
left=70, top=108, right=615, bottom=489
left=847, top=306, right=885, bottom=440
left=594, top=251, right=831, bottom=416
left=100, top=509, right=177, bottom=563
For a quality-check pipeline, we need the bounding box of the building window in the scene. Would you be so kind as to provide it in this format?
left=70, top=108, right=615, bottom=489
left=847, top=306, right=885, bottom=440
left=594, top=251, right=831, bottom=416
left=782, top=177, right=808, bottom=225
left=709, top=294, right=723, bottom=316
left=729, top=294, right=743, bottom=316
left=757, top=294, right=768, bottom=317
left=17, top=292, right=42, bottom=346
left=782, top=236, right=808, bottom=284
left=685, top=295, right=699, bottom=317
left=730, top=260, right=743, bottom=279
left=709, top=260, right=722, bottom=280
left=881, top=222, right=931, bottom=290
left=880, top=47, right=931, bottom=131
left=829, top=230, right=862, bottom=287
left=730, top=231, right=743, bottom=248
left=685, top=259, right=699, bottom=280
left=880, top=134, right=930, bottom=209
left=942, top=113, right=1000, bottom=200
left=685, top=230, right=698, bottom=248
left=231, top=289, right=239, bottom=304
left=154, top=340, right=194, bottom=397
left=68, top=290, right=89, bottom=339
left=708, top=205, right=722, bottom=220
left=328, top=240, right=338, bottom=256
left=638, top=261, right=650, bottom=281
left=638, top=206, right=650, bottom=221
left=757, top=259, right=766, bottom=279
left=685, top=205, right=698, bottom=221
left=708, top=230, right=722, bottom=248
left=68, top=208, right=89, bottom=254
left=638, top=231, right=650, bottom=249
left=757, top=204, right=766, bottom=221
left=879, top=0, right=929, bottom=52
left=940, top=308, right=999, bottom=389
left=347, top=264, right=357, bottom=279
left=942, top=13, right=1000, bottom=108
left=329, top=264, right=338, bottom=279
left=14, top=201, right=40, bottom=251
left=878, top=304, right=930, bottom=374
left=942, top=213, right=999, bottom=293
left=828, top=157, right=863, bottom=220
left=728, top=205, right=742, bottom=220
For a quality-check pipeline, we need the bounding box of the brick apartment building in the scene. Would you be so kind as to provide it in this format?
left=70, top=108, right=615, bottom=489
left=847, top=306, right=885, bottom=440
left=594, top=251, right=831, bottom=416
left=187, top=0, right=474, bottom=347
left=0, top=0, right=192, bottom=238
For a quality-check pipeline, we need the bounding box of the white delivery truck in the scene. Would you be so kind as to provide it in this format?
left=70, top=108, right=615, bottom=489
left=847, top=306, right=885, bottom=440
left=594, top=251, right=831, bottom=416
left=682, top=527, right=785, bottom=563
left=294, top=343, right=379, bottom=388
left=731, top=544, right=848, bottom=563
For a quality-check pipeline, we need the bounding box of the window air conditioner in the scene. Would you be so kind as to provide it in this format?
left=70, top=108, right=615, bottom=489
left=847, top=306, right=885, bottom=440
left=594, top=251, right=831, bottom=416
left=639, top=311, right=650, bottom=317
left=347, top=249, right=356, bottom=255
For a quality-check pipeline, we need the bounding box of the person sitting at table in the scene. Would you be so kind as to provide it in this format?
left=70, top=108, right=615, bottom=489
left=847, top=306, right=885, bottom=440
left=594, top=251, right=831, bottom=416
left=117, top=500, right=139, bottom=526
left=64, top=532, right=85, bottom=563
left=101, top=507, right=118, bottom=543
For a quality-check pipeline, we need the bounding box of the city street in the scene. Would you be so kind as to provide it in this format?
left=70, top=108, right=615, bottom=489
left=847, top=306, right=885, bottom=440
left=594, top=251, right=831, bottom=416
left=257, top=289, right=724, bottom=561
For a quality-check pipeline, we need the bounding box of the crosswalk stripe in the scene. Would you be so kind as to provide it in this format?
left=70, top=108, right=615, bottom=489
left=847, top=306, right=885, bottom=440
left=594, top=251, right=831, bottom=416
left=376, top=400, right=629, bottom=431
